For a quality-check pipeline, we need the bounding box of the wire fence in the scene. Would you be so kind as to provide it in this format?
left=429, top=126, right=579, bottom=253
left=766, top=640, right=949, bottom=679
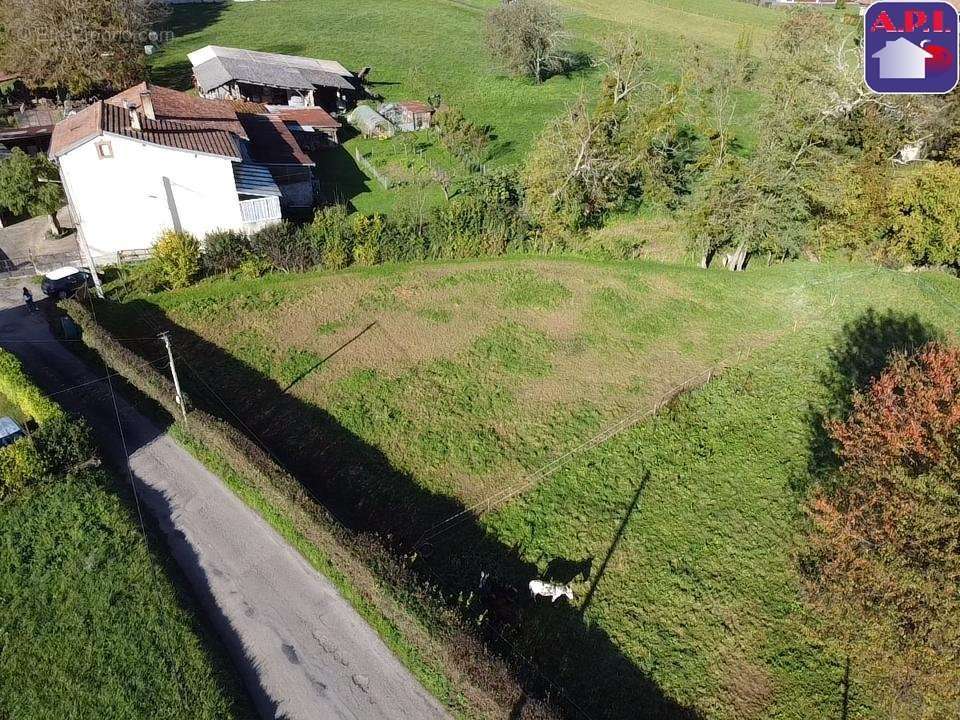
left=354, top=148, right=394, bottom=189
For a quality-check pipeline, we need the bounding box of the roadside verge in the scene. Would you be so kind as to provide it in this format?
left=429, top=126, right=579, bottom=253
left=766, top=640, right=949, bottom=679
left=63, top=298, right=535, bottom=720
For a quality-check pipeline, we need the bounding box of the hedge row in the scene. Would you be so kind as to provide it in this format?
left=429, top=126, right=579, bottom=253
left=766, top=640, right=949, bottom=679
left=63, top=301, right=327, bottom=505
left=0, top=349, right=92, bottom=498
left=0, top=350, right=64, bottom=425
left=61, top=299, right=523, bottom=718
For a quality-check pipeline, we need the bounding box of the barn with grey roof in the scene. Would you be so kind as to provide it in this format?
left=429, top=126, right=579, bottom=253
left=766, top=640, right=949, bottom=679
left=188, top=46, right=359, bottom=112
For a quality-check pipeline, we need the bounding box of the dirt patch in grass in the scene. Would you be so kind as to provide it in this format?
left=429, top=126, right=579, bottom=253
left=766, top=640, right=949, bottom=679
left=715, top=651, right=776, bottom=720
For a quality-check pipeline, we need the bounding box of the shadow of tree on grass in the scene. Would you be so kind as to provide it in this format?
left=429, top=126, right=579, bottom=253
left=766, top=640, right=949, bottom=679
left=798, top=308, right=942, bottom=493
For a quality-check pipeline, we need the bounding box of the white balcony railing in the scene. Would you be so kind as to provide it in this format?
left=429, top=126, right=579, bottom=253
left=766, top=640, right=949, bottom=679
left=239, top=196, right=282, bottom=225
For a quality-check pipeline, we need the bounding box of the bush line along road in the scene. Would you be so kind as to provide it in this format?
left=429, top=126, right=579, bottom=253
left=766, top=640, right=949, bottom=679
left=0, top=281, right=449, bottom=720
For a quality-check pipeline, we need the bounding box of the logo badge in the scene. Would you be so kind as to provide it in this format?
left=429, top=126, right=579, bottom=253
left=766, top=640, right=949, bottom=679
left=865, top=1, right=959, bottom=94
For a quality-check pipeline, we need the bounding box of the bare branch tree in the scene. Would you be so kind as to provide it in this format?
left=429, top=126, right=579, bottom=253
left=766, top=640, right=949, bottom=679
left=484, top=0, right=568, bottom=83
left=597, top=34, right=656, bottom=105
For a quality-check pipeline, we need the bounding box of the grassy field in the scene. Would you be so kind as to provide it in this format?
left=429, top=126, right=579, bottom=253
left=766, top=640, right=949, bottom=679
left=152, top=0, right=781, bottom=213
left=0, top=474, right=255, bottom=719
left=96, top=257, right=960, bottom=720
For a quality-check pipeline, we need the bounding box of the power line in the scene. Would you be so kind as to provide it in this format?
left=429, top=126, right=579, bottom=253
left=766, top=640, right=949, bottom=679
left=77, top=267, right=884, bottom=718
left=412, top=268, right=885, bottom=550
left=78, top=292, right=190, bottom=704
left=42, top=353, right=172, bottom=399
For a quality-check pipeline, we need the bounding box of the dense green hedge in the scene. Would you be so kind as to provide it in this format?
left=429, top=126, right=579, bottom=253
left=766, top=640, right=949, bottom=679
left=63, top=301, right=312, bottom=500
left=0, top=349, right=91, bottom=499
left=0, top=350, right=63, bottom=425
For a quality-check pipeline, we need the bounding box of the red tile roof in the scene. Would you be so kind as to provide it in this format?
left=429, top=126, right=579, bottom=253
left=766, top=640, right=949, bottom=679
left=49, top=103, right=103, bottom=158
left=237, top=113, right=314, bottom=166
left=396, top=101, right=433, bottom=114
left=50, top=94, right=241, bottom=160
left=50, top=83, right=316, bottom=166
left=100, top=103, right=241, bottom=158
left=271, top=107, right=341, bottom=129
left=108, top=83, right=248, bottom=138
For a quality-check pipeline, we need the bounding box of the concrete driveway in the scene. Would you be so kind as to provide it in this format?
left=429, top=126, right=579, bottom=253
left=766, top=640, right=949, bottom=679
left=0, top=208, right=79, bottom=277
left=0, top=280, right=450, bottom=720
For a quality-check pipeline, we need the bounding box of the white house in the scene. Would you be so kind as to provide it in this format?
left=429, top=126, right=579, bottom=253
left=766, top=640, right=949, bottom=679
left=871, top=38, right=933, bottom=80
left=49, top=83, right=316, bottom=259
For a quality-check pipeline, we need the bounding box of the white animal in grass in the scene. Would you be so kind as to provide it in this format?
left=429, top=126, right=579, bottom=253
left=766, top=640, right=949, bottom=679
left=528, top=579, right=574, bottom=603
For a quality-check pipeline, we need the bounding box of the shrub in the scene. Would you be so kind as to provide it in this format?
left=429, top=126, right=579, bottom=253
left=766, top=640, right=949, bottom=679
left=32, top=414, right=94, bottom=475
left=0, top=349, right=90, bottom=499
left=0, top=439, right=43, bottom=499
left=0, top=350, right=63, bottom=424
left=433, top=106, right=492, bottom=169
left=321, top=232, right=352, bottom=271
left=203, top=229, right=251, bottom=274
left=427, top=170, right=527, bottom=258
left=888, top=161, right=960, bottom=267
left=235, top=255, right=274, bottom=279
left=154, top=230, right=202, bottom=289
left=382, top=212, right=428, bottom=263
left=121, top=259, right=167, bottom=296
left=351, top=214, right=385, bottom=267
left=250, top=221, right=313, bottom=273
left=311, top=206, right=354, bottom=270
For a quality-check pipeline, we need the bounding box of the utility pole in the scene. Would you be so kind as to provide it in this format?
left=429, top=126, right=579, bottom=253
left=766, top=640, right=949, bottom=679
left=159, top=332, right=187, bottom=425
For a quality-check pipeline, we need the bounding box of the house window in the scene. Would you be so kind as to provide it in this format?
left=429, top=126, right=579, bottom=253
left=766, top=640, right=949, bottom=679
left=96, top=140, right=113, bottom=159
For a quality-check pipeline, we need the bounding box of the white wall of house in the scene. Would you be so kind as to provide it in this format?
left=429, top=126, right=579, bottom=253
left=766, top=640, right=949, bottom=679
left=58, top=134, right=245, bottom=257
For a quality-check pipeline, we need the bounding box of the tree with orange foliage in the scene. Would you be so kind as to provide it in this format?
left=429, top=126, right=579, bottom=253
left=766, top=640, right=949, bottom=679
left=806, top=342, right=960, bottom=719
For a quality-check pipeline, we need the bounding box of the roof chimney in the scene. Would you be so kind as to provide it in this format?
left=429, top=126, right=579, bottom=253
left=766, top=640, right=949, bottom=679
left=127, top=103, right=141, bottom=132
left=139, top=90, right=156, bottom=120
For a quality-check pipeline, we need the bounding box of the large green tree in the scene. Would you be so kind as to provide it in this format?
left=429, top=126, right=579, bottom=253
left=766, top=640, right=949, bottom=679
left=0, top=0, right=166, bottom=95
left=686, top=10, right=955, bottom=269
left=887, top=162, right=960, bottom=268
left=0, top=149, right=65, bottom=235
left=522, top=34, right=696, bottom=238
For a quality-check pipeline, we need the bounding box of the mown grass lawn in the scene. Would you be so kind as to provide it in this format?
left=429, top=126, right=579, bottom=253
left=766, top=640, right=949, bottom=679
left=151, top=0, right=780, bottom=213
left=0, top=460, right=253, bottom=718
left=97, top=257, right=960, bottom=719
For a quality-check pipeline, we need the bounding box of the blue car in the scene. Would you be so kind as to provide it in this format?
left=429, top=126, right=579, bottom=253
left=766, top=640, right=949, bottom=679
left=0, top=416, right=25, bottom=447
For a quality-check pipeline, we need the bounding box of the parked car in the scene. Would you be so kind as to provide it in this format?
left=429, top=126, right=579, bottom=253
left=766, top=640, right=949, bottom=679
left=40, top=266, right=94, bottom=298
left=0, top=416, right=25, bottom=447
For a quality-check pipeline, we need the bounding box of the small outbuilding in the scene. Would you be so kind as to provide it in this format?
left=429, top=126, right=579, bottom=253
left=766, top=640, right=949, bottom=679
left=380, top=101, right=435, bottom=132
left=347, top=105, right=395, bottom=138
left=265, top=106, right=342, bottom=149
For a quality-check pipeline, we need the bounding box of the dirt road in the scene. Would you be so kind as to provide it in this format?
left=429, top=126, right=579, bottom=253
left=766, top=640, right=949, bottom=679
left=0, top=281, right=449, bottom=720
